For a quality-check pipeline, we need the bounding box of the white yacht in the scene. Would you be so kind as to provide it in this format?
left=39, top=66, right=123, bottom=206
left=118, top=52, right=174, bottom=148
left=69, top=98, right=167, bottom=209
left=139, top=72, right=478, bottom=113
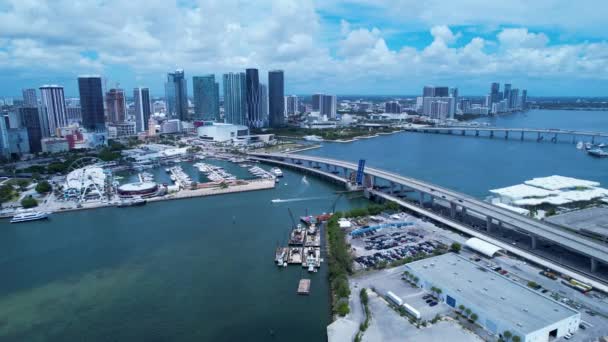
left=270, top=167, right=283, bottom=177
left=11, top=211, right=50, bottom=223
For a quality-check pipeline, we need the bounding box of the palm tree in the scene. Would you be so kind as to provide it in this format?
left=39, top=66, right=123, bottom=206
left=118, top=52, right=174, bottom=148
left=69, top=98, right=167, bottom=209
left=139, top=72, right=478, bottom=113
left=464, top=308, right=471, bottom=317
left=512, top=336, right=521, bottom=342
left=503, top=330, right=512, bottom=341
left=470, top=313, right=478, bottom=323
left=458, top=305, right=465, bottom=314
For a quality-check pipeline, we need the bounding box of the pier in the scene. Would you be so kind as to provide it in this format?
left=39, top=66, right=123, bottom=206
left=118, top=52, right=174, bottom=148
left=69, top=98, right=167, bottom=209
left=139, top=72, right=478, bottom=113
left=403, top=126, right=608, bottom=144
left=249, top=152, right=608, bottom=292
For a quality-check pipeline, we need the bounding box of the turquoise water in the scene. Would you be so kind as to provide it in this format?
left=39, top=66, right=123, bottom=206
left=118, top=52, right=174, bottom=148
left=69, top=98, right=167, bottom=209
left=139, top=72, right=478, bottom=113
left=0, top=168, right=368, bottom=341
left=304, top=110, right=608, bottom=198
left=0, top=109, right=605, bottom=341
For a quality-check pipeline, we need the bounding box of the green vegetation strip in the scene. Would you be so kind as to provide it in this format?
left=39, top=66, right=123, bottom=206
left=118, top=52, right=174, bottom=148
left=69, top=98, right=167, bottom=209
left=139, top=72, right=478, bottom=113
left=354, top=288, right=371, bottom=342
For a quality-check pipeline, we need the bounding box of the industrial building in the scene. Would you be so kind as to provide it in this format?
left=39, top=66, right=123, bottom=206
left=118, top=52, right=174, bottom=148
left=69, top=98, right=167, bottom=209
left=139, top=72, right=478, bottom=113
left=405, top=253, right=580, bottom=342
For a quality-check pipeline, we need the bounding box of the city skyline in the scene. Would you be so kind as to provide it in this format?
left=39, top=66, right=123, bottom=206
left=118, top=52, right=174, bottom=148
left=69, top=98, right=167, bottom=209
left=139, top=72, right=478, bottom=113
left=1, top=1, right=608, bottom=97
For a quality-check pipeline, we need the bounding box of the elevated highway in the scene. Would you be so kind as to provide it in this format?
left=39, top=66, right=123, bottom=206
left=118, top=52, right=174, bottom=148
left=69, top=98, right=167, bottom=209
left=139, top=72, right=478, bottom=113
left=249, top=152, right=608, bottom=290
left=403, top=126, right=608, bottom=143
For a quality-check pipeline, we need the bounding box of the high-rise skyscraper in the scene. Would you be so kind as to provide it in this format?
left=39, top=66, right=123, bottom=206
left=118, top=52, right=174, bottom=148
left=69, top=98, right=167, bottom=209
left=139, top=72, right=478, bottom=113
left=105, top=88, right=126, bottom=123
left=490, top=82, right=501, bottom=105
left=22, top=89, right=38, bottom=107
left=165, top=69, right=188, bottom=121
left=509, top=88, right=519, bottom=109
left=223, top=72, right=247, bottom=126
left=433, top=87, right=449, bottom=97
left=503, top=83, right=512, bottom=109
left=18, top=107, right=42, bottom=153
left=285, top=95, right=298, bottom=116
left=78, top=76, right=105, bottom=131
left=193, top=75, right=220, bottom=121
left=320, top=95, right=337, bottom=119
left=312, top=94, right=322, bottom=112
left=260, top=83, right=269, bottom=125
left=423, top=86, right=435, bottom=97
left=245, top=68, right=262, bottom=127
left=39, top=85, right=68, bottom=136
left=385, top=101, right=401, bottom=114
left=521, top=89, right=528, bottom=109
left=134, top=87, right=151, bottom=133
left=268, top=70, right=285, bottom=128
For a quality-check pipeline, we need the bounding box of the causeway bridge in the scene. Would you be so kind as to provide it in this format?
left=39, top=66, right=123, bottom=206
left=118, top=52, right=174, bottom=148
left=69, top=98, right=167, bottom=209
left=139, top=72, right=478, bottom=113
left=249, top=152, right=608, bottom=290
left=403, top=126, right=608, bottom=144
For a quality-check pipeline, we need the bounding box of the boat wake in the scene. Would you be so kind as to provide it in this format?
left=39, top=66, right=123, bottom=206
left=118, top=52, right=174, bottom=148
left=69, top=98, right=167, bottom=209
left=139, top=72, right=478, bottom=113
left=271, top=196, right=330, bottom=203
left=301, top=176, right=309, bottom=185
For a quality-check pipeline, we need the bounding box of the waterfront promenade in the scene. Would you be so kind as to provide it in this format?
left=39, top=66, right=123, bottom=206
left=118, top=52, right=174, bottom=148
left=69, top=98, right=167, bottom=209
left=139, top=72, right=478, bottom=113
left=3, top=179, right=275, bottom=218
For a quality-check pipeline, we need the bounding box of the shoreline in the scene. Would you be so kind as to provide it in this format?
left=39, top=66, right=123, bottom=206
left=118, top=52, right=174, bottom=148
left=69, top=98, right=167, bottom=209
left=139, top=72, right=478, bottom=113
left=2, top=179, right=275, bottom=219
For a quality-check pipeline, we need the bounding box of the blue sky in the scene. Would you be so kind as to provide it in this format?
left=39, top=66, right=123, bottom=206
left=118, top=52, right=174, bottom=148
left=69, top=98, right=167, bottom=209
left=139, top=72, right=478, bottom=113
left=1, top=0, right=607, bottom=98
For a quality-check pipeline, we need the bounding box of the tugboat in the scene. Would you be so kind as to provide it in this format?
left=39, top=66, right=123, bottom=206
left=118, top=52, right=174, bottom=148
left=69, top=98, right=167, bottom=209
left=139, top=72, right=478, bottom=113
left=10, top=210, right=50, bottom=223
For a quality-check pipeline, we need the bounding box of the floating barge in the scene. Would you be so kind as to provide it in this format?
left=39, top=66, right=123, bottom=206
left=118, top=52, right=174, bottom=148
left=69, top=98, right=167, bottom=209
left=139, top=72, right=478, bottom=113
left=288, top=225, right=306, bottom=246
left=287, top=247, right=303, bottom=264
left=302, top=247, right=321, bottom=271
left=304, top=223, right=321, bottom=247
left=275, top=247, right=288, bottom=267
left=297, top=279, right=311, bottom=295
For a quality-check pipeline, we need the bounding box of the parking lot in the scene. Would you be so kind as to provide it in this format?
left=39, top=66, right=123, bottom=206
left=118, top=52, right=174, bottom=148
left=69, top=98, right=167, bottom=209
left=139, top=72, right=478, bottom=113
left=346, top=212, right=449, bottom=269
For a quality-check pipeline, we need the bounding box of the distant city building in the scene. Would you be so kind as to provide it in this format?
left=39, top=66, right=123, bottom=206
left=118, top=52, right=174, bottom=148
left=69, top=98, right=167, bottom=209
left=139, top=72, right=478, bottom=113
left=148, top=117, right=157, bottom=136
left=246, top=68, right=263, bottom=128
left=260, top=83, right=269, bottom=125
left=133, top=87, right=151, bottom=133
left=165, top=69, right=188, bottom=121
left=22, top=88, right=38, bottom=107
left=78, top=76, right=105, bottom=131
left=192, top=75, right=220, bottom=121
left=161, top=119, right=182, bottom=134
left=105, top=88, right=126, bottom=123
left=39, top=85, right=68, bottom=136
left=268, top=70, right=285, bottom=128
left=490, top=82, right=501, bottom=105
left=384, top=101, right=401, bottom=114
left=423, top=86, right=435, bottom=97
left=223, top=72, right=247, bottom=126
left=320, top=94, right=337, bottom=119
left=197, top=122, right=249, bottom=142
left=503, top=83, right=512, bottom=108
left=433, top=86, right=449, bottom=97
left=285, top=95, right=299, bottom=116
left=107, top=122, right=136, bottom=138
left=18, top=107, right=43, bottom=153
left=312, top=94, right=322, bottom=112
left=521, top=89, right=528, bottom=109
left=422, top=96, right=455, bottom=120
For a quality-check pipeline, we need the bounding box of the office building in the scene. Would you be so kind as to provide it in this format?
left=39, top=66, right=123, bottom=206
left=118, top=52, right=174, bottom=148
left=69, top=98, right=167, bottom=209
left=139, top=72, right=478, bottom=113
left=510, top=89, right=520, bottom=109
left=66, top=106, right=81, bottom=124
left=245, top=68, right=263, bottom=127
left=107, top=122, right=136, bottom=138
left=312, top=94, right=322, bottom=112
left=105, top=88, right=126, bottom=123
left=78, top=76, right=105, bottom=131
left=320, top=95, right=337, bottom=119
left=490, top=82, right=501, bottom=105
left=285, top=95, right=299, bottom=116
left=41, top=137, right=70, bottom=153
left=521, top=90, right=528, bottom=109
left=192, top=75, right=220, bottom=121
left=423, top=86, right=435, bottom=97
left=18, top=107, right=43, bottom=153
left=406, top=253, right=580, bottom=342
left=503, top=83, right=512, bottom=108
left=165, top=69, right=188, bottom=121
left=22, top=88, right=38, bottom=107
left=39, top=85, right=68, bottom=136
left=422, top=96, right=455, bottom=119
left=449, top=88, right=459, bottom=114
left=433, top=86, right=449, bottom=97
left=133, top=87, right=151, bottom=133
left=260, top=83, right=269, bottom=126
left=385, top=101, right=401, bottom=114
left=268, top=70, right=285, bottom=128
left=223, top=72, right=247, bottom=126
left=161, top=119, right=182, bottom=134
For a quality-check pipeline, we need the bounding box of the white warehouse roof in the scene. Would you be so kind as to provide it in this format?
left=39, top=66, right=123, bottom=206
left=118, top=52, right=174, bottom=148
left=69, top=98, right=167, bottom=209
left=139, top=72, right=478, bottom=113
left=524, top=175, right=600, bottom=191
left=490, top=184, right=559, bottom=200
left=465, top=237, right=504, bottom=257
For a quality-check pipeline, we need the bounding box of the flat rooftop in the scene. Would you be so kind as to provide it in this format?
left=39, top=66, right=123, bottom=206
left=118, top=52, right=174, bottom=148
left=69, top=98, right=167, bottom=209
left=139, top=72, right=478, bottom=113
left=406, top=253, right=579, bottom=334
left=546, top=207, right=608, bottom=239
